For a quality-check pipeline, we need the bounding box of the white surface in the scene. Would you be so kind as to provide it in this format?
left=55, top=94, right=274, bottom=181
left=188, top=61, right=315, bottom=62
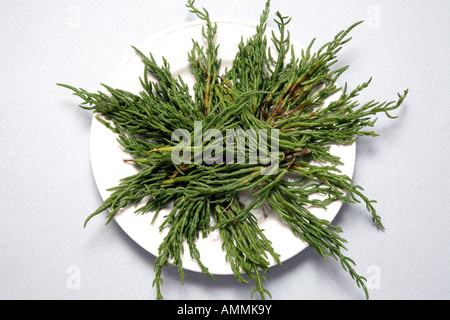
left=90, top=20, right=356, bottom=275
left=1, top=0, right=450, bottom=300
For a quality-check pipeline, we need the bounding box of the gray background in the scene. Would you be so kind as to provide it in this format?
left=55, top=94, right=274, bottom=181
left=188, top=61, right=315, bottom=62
left=1, top=0, right=449, bottom=300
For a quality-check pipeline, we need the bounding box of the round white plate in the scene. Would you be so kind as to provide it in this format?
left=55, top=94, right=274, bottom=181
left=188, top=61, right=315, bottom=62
left=89, top=20, right=356, bottom=275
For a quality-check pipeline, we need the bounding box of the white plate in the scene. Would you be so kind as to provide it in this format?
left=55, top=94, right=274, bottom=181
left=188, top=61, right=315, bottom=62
left=89, top=20, right=356, bottom=275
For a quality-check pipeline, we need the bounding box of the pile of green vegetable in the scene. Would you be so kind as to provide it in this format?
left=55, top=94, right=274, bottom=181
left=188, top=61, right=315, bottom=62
left=58, top=0, right=407, bottom=300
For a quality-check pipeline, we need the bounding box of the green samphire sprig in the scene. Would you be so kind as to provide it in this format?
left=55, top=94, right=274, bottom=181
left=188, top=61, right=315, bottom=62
left=58, top=0, right=408, bottom=300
